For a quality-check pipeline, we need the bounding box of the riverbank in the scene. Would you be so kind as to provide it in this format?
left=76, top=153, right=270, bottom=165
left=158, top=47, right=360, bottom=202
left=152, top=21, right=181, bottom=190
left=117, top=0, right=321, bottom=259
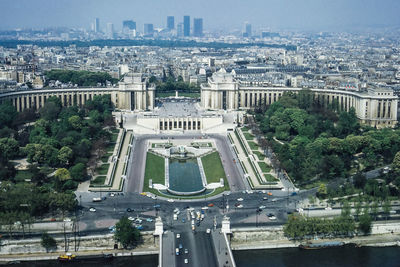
left=0, top=232, right=158, bottom=264
left=230, top=221, right=400, bottom=251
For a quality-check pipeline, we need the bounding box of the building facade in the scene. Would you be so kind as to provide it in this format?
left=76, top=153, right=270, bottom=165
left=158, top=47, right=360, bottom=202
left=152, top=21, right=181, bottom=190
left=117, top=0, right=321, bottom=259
left=0, top=73, right=155, bottom=112
left=201, top=70, right=398, bottom=128
left=183, top=16, right=190, bottom=37
left=193, top=18, right=203, bottom=37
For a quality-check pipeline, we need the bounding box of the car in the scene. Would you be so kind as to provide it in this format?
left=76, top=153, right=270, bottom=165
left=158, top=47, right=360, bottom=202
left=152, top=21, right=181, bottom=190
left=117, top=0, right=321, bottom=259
left=126, top=208, right=133, bottom=212
left=267, top=192, right=273, bottom=196
left=110, top=193, right=115, bottom=197
left=208, top=203, right=214, bottom=207
left=263, top=197, right=268, bottom=201
left=89, top=207, right=96, bottom=212
left=184, top=248, right=188, bottom=254
left=128, top=216, right=135, bottom=221
left=136, top=225, right=143, bottom=230
left=175, top=248, right=180, bottom=256
left=135, top=218, right=143, bottom=224
left=259, top=205, right=266, bottom=209
left=237, top=204, right=243, bottom=208
left=50, top=218, right=56, bottom=222
left=182, top=218, right=185, bottom=223
left=291, top=192, right=298, bottom=196
left=146, top=218, right=153, bottom=222
left=234, top=203, right=240, bottom=207
left=184, top=259, right=188, bottom=264
left=176, top=234, right=180, bottom=239
left=140, top=192, right=147, bottom=196
left=237, top=198, right=243, bottom=201
left=271, top=198, right=278, bottom=202
left=154, top=204, right=161, bottom=208
left=206, top=228, right=211, bottom=234
left=63, top=218, right=71, bottom=222
left=268, top=215, right=277, bottom=220
left=168, top=199, right=175, bottom=202
left=226, top=191, right=231, bottom=196
left=179, top=243, right=183, bottom=249
left=325, top=207, right=332, bottom=210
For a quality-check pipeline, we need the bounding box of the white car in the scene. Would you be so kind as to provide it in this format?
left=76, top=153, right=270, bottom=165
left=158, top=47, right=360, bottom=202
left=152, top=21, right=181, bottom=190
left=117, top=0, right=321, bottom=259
left=259, top=205, right=266, bottom=209
left=176, top=233, right=180, bottom=239
left=237, top=198, right=244, bottom=202
left=128, top=216, right=135, bottom=221
left=325, top=207, right=332, bottom=210
left=89, top=208, right=96, bottom=212
left=63, top=218, right=72, bottom=222
left=184, top=259, right=188, bottom=264
left=206, top=228, right=211, bottom=234
left=237, top=204, right=243, bottom=208
left=268, top=215, right=277, bottom=220
left=168, top=199, right=175, bottom=202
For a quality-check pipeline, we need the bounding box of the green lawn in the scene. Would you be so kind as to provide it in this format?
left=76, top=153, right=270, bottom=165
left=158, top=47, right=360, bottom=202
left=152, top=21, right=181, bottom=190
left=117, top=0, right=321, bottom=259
left=91, top=175, right=106, bottom=185
left=264, top=174, right=278, bottom=182
left=258, top=162, right=271, bottom=173
left=243, top=132, right=254, bottom=140
left=201, top=152, right=227, bottom=183
left=101, top=152, right=113, bottom=163
left=253, top=151, right=265, bottom=160
left=95, top=163, right=110, bottom=175
left=247, top=141, right=259, bottom=150
left=241, top=126, right=250, bottom=132
left=110, top=132, right=119, bottom=143
left=144, top=152, right=165, bottom=185
left=14, top=170, right=33, bottom=182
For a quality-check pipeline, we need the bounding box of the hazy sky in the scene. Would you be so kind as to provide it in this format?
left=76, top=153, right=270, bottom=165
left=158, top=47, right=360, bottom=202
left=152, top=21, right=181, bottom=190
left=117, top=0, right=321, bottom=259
left=1, top=0, right=400, bottom=32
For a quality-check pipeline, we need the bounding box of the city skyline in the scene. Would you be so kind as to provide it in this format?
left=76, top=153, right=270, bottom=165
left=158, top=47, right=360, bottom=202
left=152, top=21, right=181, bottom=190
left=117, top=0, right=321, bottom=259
left=1, top=0, right=400, bottom=32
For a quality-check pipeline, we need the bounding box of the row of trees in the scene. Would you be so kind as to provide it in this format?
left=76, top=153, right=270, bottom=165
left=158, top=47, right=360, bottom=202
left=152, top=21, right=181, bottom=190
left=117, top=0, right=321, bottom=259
left=151, top=76, right=200, bottom=94
left=44, top=70, right=118, bottom=87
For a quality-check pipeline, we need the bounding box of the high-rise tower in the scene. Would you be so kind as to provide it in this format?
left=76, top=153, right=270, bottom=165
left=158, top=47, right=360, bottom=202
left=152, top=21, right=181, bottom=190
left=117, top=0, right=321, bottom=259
left=183, top=15, right=190, bottom=37
left=167, top=16, right=175, bottom=30
left=193, top=18, right=203, bottom=37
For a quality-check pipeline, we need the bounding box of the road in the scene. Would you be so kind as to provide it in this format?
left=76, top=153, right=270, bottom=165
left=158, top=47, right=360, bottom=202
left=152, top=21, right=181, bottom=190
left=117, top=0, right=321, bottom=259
left=75, top=189, right=316, bottom=233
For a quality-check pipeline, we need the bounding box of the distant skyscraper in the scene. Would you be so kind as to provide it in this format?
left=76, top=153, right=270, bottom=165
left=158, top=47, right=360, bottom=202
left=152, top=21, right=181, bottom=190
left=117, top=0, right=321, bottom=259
left=183, top=15, right=190, bottom=37
left=193, top=18, right=203, bottom=37
left=106, top=23, right=114, bottom=39
left=94, top=18, right=100, bottom=33
left=123, top=20, right=136, bottom=30
left=167, top=16, right=174, bottom=30
left=177, top=23, right=183, bottom=37
left=243, top=22, right=251, bottom=37
left=143, top=23, right=154, bottom=36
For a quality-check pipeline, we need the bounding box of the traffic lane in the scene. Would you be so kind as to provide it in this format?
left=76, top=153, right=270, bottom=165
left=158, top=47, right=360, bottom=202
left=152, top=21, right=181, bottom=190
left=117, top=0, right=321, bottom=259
left=126, top=136, right=147, bottom=193
left=177, top=231, right=217, bottom=267
left=212, top=134, right=246, bottom=192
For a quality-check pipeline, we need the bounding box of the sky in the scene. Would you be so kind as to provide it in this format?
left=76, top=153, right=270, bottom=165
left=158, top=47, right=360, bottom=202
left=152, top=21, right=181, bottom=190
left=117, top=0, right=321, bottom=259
left=1, top=0, right=400, bottom=32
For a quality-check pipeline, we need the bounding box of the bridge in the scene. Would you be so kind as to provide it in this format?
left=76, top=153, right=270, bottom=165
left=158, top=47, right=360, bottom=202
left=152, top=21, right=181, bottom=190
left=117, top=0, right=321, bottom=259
left=155, top=216, right=236, bottom=267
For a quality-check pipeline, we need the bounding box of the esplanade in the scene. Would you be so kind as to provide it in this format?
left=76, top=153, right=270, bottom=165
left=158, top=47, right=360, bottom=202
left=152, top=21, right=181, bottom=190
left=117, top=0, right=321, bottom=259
left=0, top=70, right=398, bottom=129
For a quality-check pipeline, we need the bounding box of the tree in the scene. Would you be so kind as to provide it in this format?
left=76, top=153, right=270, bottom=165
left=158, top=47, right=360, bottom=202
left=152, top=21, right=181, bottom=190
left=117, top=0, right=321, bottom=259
left=68, top=115, right=83, bottom=130
left=341, top=201, right=351, bottom=218
left=114, top=216, right=140, bottom=248
left=371, top=201, right=379, bottom=221
left=354, top=200, right=363, bottom=220
left=39, top=97, right=62, bottom=121
left=317, top=183, right=327, bottom=198
left=383, top=200, right=391, bottom=221
left=358, top=213, right=372, bottom=235
left=0, top=102, right=17, bottom=128
left=393, top=151, right=400, bottom=174
left=353, top=172, right=367, bottom=189
left=69, top=163, right=87, bottom=182
left=41, top=232, right=57, bottom=252
left=0, top=138, right=19, bottom=161
left=55, top=168, right=71, bottom=181
left=57, top=146, right=73, bottom=166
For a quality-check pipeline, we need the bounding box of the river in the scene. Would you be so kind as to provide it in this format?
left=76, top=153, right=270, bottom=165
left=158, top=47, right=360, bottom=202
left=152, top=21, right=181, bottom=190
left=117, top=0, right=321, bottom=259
left=10, top=247, right=400, bottom=266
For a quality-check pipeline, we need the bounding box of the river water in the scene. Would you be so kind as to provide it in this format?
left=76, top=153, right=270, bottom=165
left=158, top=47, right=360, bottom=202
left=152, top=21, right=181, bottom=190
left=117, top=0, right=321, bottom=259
left=11, top=247, right=400, bottom=266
